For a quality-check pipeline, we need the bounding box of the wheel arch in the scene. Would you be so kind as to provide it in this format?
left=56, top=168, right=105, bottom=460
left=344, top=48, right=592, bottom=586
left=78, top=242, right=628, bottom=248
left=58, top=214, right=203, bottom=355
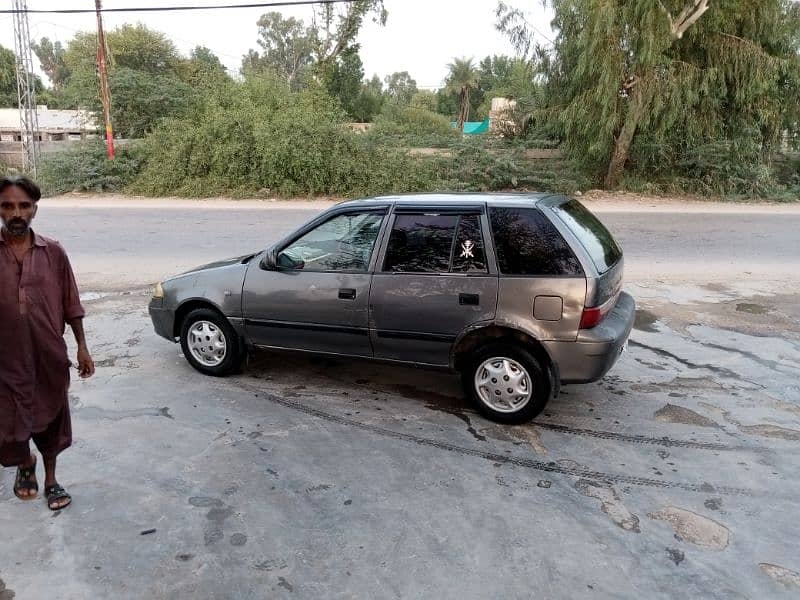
left=172, top=298, right=229, bottom=339
left=451, top=324, right=560, bottom=397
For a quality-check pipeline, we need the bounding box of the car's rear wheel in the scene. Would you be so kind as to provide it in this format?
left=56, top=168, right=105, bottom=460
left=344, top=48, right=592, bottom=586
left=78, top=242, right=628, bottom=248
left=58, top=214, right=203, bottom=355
left=462, top=343, right=550, bottom=424
left=180, top=308, right=244, bottom=376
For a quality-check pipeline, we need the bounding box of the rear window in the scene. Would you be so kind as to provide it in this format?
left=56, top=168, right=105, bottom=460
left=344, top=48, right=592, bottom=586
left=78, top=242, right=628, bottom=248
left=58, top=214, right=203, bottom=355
left=551, top=199, right=622, bottom=273
left=489, top=207, right=583, bottom=276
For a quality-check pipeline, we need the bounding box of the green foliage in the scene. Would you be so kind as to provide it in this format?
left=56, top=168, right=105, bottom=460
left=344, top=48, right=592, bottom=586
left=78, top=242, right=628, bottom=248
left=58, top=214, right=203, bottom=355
left=243, top=12, right=315, bottom=89
left=38, top=140, right=145, bottom=195
left=0, top=45, right=16, bottom=107
left=384, top=71, right=418, bottom=105
left=131, top=76, right=436, bottom=197
left=323, top=46, right=365, bottom=119
left=434, top=139, right=589, bottom=193
left=368, top=105, right=459, bottom=147
left=499, top=0, right=800, bottom=190
left=32, top=38, right=70, bottom=90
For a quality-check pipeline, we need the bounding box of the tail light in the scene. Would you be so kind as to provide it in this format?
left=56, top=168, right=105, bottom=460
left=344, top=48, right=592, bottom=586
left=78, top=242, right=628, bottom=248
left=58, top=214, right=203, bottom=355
left=580, top=292, right=619, bottom=329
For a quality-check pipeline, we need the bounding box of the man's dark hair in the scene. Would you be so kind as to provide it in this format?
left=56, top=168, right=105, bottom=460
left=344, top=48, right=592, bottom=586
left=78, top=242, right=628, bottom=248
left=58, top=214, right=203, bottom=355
left=0, top=175, right=42, bottom=202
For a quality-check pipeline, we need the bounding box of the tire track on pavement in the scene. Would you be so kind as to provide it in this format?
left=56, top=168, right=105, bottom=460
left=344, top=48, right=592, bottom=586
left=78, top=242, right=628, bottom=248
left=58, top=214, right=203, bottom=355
left=232, top=379, right=756, bottom=497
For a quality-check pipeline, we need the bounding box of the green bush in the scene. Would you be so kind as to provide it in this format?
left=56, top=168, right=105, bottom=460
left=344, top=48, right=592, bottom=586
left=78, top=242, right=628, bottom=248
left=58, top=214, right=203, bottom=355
left=132, top=78, right=439, bottom=197
left=367, top=104, right=459, bottom=148
left=38, top=140, right=145, bottom=195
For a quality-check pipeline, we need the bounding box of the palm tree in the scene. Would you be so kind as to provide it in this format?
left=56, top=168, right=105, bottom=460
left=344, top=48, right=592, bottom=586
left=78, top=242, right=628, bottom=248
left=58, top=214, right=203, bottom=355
left=446, top=57, right=479, bottom=132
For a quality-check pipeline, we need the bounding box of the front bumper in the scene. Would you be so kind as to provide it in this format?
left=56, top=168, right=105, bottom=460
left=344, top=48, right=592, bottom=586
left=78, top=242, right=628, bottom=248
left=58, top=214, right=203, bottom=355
left=148, top=298, right=176, bottom=342
left=544, top=291, right=635, bottom=384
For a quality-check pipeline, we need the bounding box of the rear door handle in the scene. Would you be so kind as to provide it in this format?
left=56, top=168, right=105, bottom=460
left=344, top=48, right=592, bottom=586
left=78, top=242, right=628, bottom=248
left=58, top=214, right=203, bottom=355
left=339, top=288, right=357, bottom=300
left=459, top=293, right=479, bottom=306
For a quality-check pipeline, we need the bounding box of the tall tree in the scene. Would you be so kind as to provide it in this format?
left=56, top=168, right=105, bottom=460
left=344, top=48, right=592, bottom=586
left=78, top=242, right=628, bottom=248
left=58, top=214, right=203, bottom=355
left=245, top=12, right=315, bottom=89
left=0, top=45, right=16, bottom=107
left=32, top=37, right=70, bottom=90
left=311, top=0, right=387, bottom=79
left=324, top=45, right=364, bottom=119
left=446, top=57, right=480, bottom=130
left=60, top=25, right=193, bottom=137
left=498, top=0, right=800, bottom=187
left=384, top=71, right=417, bottom=105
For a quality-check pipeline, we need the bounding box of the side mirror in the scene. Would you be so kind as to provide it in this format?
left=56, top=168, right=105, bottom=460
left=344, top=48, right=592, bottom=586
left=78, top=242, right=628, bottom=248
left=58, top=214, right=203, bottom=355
left=276, top=252, right=305, bottom=270
left=259, top=250, right=277, bottom=270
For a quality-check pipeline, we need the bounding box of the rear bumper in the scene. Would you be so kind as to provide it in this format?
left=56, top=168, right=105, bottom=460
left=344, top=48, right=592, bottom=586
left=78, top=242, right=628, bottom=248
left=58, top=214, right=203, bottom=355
left=544, top=291, right=635, bottom=384
left=148, top=299, right=176, bottom=342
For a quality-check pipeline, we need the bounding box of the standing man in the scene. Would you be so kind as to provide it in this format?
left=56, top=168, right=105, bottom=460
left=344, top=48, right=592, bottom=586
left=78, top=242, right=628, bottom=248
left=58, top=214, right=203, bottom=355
left=0, top=175, right=94, bottom=511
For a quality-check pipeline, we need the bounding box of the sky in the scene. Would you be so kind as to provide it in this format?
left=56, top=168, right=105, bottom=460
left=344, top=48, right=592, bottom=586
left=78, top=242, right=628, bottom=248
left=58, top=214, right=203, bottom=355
left=0, top=0, right=554, bottom=89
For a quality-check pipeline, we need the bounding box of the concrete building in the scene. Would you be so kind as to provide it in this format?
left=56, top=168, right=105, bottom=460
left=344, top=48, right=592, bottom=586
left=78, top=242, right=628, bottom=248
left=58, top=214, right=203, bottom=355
left=0, top=105, right=98, bottom=142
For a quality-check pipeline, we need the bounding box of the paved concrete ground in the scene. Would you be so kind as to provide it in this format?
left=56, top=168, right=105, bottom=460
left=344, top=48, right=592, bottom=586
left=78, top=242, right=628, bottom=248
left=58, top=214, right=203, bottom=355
left=1, top=198, right=799, bottom=599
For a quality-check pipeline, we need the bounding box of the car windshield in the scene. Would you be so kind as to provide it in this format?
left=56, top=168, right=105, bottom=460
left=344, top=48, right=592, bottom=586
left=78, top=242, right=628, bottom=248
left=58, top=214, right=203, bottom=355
left=550, top=199, right=622, bottom=274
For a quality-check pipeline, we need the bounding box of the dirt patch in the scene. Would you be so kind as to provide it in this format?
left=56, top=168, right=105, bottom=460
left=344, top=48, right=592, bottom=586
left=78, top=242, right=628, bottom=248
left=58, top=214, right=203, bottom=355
left=574, top=479, right=640, bottom=532
left=759, top=563, right=800, bottom=589
left=736, top=303, right=769, bottom=315
left=634, top=309, right=660, bottom=333
left=654, top=404, right=720, bottom=428
left=648, top=506, right=729, bottom=550
left=738, top=423, right=800, bottom=441
left=510, top=426, right=548, bottom=455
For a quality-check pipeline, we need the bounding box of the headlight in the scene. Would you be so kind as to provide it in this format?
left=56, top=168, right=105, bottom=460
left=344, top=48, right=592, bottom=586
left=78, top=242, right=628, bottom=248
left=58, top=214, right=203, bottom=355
left=153, top=282, right=164, bottom=299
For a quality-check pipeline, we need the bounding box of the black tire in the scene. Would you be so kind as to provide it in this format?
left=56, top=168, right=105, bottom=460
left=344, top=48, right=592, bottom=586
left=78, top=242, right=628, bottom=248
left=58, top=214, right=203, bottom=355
left=461, top=343, right=551, bottom=424
left=179, top=308, right=244, bottom=376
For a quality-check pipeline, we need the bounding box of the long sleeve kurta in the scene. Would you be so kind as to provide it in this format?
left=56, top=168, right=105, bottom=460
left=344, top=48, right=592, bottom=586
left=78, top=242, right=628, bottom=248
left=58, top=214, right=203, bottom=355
left=0, top=231, right=85, bottom=444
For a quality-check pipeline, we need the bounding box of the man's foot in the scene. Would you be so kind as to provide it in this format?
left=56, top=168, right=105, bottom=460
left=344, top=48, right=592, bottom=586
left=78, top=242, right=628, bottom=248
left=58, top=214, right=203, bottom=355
left=44, top=483, right=71, bottom=511
left=13, top=455, right=38, bottom=500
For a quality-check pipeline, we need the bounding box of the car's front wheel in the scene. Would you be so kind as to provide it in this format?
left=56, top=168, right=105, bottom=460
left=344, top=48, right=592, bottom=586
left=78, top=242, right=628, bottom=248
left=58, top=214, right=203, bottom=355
left=462, top=343, right=551, bottom=424
left=179, top=308, right=244, bottom=376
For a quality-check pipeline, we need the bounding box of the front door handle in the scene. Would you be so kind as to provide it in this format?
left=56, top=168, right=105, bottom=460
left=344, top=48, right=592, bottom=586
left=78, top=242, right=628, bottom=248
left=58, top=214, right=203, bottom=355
left=339, top=288, right=357, bottom=300
left=459, top=293, right=479, bottom=306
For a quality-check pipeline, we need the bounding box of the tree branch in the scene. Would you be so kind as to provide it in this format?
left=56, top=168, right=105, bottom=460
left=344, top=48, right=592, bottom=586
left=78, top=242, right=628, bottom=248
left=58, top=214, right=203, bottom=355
left=672, top=0, right=711, bottom=40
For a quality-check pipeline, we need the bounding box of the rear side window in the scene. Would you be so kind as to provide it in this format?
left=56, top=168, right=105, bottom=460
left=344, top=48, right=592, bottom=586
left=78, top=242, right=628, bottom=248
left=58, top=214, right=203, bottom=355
left=551, top=199, right=622, bottom=273
left=383, top=213, right=488, bottom=273
left=489, top=207, right=583, bottom=276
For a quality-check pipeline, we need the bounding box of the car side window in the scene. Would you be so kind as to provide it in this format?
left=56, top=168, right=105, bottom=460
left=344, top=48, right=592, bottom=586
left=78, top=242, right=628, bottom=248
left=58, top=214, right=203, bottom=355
left=451, top=214, right=488, bottom=273
left=383, top=214, right=458, bottom=273
left=280, top=211, right=385, bottom=272
left=489, top=207, right=583, bottom=276
left=382, top=213, right=488, bottom=274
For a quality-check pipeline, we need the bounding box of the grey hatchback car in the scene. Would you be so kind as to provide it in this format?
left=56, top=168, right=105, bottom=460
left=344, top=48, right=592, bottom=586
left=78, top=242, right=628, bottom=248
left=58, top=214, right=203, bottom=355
left=149, top=193, right=634, bottom=424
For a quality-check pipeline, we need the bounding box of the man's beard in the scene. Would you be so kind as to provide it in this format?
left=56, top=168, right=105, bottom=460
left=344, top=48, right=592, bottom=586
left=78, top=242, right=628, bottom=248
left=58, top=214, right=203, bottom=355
left=4, top=218, right=30, bottom=237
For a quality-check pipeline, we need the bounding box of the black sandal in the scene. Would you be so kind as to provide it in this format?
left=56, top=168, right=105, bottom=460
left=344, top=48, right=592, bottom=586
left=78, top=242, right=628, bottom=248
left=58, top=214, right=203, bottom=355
left=14, top=457, right=38, bottom=501
left=45, top=483, right=71, bottom=511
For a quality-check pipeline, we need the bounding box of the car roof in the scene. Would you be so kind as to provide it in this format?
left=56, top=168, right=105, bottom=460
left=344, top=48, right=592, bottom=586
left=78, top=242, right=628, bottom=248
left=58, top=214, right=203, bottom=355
left=335, top=192, right=564, bottom=210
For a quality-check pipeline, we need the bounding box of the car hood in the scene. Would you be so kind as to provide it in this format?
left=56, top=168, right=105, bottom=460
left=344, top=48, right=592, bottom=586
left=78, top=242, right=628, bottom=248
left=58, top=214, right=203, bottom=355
left=170, top=252, right=259, bottom=279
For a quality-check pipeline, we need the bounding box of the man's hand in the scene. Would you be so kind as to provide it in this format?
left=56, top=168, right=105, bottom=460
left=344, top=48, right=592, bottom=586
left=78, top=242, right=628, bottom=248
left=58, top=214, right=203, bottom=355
left=77, top=345, right=95, bottom=378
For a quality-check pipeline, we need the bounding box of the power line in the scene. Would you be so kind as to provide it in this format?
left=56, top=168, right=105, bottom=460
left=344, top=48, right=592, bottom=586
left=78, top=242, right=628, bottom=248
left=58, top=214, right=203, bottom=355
left=0, top=0, right=353, bottom=15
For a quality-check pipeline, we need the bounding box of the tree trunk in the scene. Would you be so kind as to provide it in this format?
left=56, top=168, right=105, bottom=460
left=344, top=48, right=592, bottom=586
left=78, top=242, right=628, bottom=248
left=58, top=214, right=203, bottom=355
left=604, top=88, right=646, bottom=189
left=457, top=86, right=470, bottom=131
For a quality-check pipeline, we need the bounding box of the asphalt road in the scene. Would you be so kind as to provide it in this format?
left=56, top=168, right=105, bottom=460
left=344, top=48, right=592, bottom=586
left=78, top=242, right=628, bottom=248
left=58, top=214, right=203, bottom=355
left=32, top=199, right=800, bottom=290
left=1, top=198, right=799, bottom=599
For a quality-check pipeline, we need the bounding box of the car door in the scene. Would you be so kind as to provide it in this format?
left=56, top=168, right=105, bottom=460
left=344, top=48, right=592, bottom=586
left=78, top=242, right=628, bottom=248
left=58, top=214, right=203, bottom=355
left=242, top=207, right=388, bottom=357
left=369, top=206, right=499, bottom=366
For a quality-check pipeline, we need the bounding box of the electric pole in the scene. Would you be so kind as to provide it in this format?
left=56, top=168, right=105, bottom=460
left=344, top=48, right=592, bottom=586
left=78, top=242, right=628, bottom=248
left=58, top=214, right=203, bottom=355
left=12, top=0, right=40, bottom=176
left=95, top=0, right=115, bottom=160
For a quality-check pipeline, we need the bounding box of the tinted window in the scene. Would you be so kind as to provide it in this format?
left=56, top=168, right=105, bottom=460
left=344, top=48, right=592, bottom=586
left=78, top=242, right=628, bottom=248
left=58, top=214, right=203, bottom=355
left=452, top=215, right=487, bottom=273
left=384, top=214, right=457, bottom=272
left=489, top=207, right=583, bottom=276
left=551, top=199, right=622, bottom=273
left=281, top=211, right=384, bottom=271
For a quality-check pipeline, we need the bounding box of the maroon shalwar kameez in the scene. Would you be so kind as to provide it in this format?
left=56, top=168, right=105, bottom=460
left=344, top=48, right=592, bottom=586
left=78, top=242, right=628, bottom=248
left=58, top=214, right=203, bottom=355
left=0, top=231, right=85, bottom=467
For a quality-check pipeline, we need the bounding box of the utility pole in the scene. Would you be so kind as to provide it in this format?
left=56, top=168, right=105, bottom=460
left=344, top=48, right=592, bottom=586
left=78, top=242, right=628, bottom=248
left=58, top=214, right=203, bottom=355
left=12, top=0, right=40, bottom=176
left=95, top=0, right=115, bottom=160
